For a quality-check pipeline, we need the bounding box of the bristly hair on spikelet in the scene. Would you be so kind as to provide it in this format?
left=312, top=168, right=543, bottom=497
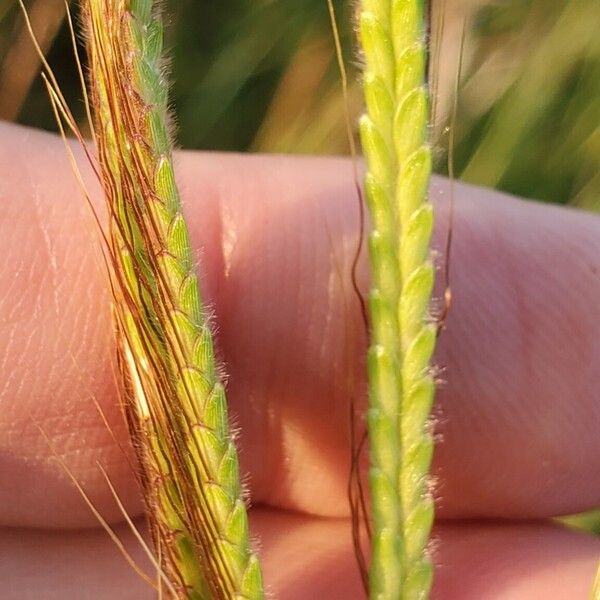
left=358, top=0, right=436, bottom=599
left=83, top=1, right=265, bottom=598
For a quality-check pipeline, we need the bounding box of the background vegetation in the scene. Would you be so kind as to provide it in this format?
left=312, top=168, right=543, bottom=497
left=1, top=0, right=598, bottom=207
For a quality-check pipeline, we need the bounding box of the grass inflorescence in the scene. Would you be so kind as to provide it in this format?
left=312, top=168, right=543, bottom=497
left=83, top=1, right=264, bottom=598
left=358, top=0, right=436, bottom=598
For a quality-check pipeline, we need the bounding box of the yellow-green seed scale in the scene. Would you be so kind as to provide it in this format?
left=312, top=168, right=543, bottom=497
left=359, top=1, right=436, bottom=598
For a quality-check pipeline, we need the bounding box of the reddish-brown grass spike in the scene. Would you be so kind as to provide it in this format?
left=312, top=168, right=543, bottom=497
left=83, top=1, right=265, bottom=598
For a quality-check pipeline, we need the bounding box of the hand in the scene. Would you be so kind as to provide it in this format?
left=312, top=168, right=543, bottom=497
left=1, top=122, right=599, bottom=599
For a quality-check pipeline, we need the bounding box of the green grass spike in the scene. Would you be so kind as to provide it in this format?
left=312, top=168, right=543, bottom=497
left=359, top=0, right=435, bottom=598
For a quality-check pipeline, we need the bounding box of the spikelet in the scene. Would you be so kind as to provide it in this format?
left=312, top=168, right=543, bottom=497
left=358, top=1, right=435, bottom=598
left=84, top=1, right=265, bottom=598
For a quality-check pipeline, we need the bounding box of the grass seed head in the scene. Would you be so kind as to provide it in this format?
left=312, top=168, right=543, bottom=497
left=83, top=1, right=265, bottom=598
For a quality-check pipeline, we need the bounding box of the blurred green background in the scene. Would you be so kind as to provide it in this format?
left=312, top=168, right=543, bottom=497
left=0, top=0, right=598, bottom=208
left=0, top=0, right=599, bottom=529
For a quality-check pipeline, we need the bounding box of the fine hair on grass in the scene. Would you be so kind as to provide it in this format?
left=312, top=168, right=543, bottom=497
left=81, top=1, right=265, bottom=598
left=358, top=0, right=436, bottom=598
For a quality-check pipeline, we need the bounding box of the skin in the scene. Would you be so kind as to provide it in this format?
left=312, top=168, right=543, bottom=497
left=1, top=121, right=600, bottom=598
